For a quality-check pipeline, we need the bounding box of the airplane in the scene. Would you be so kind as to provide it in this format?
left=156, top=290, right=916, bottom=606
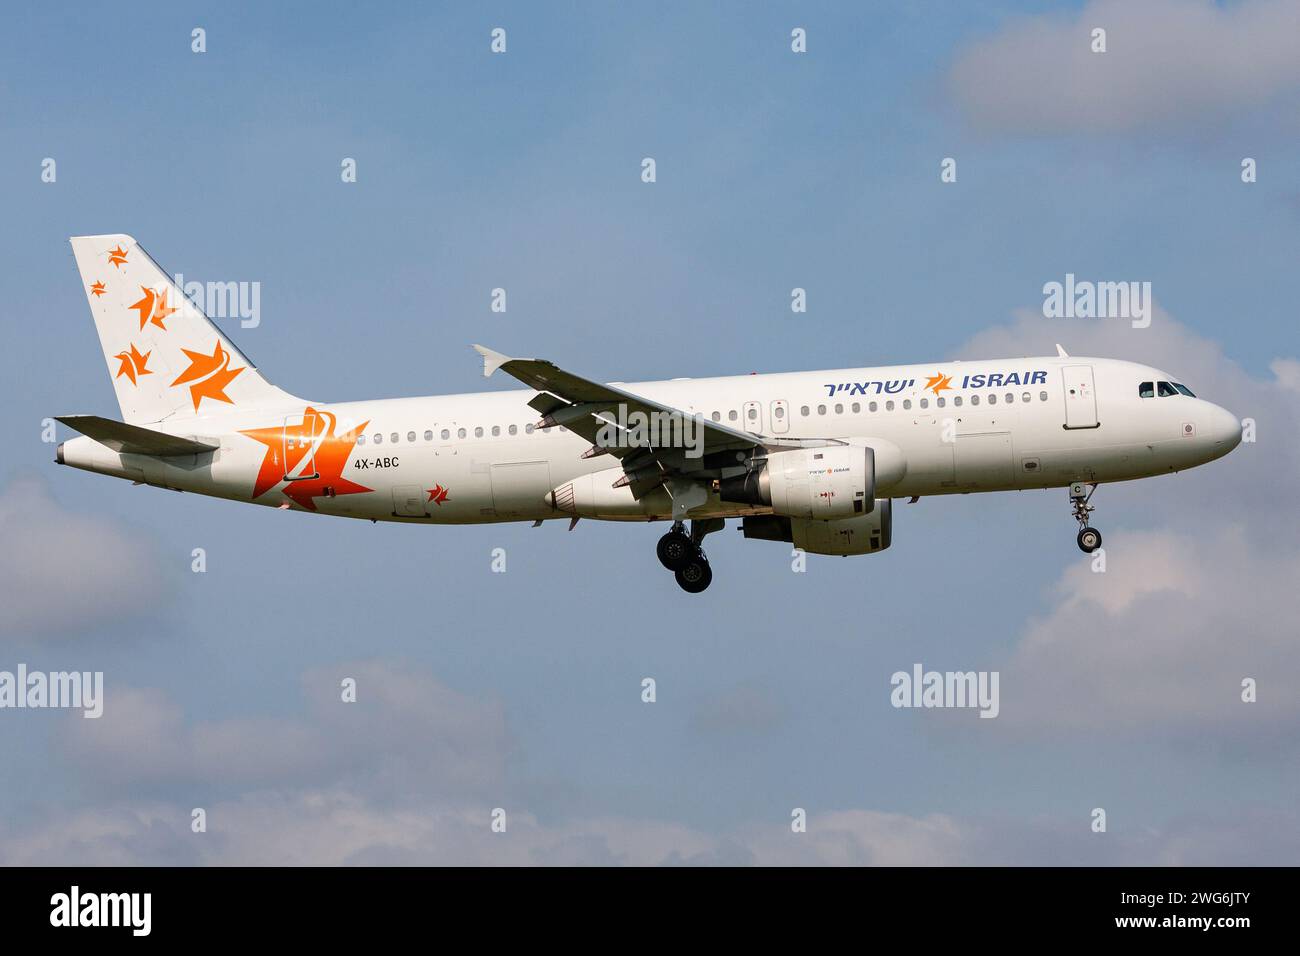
left=55, top=234, right=1243, bottom=592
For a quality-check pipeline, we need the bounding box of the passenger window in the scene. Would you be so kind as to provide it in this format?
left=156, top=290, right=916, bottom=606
left=1039, top=391, right=1048, bottom=401
left=774, top=406, right=785, bottom=419
left=373, top=433, right=382, bottom=444
left=1022, top=392, right=1030, bottom=403
left=936, top=397, right=945, bottom=408
left=851, top=402, right=860, bottom=413
left=1158, top=381, right=1178, bottom=397
left=902, top=399, right=911, bottom=410
left=492, top=426, right=500, bottom=437
left=970, top=395, right=980, bottom=406
left=423, top=430, right=433, bottom=441
left=817, top=405, right=827, bottom=415
left=356, top=434, right=366, bottom=446
left=800, top=406, right=809, bottom=416
left=953, top=396, right=962, bottom=407
left=474, top=427, right=484, bottom=437
left=407, top=431, right=416, bottom=442
left=988, top=394, right=996, bottom=405
left=869, top=401, right=878, bottom=412
left=728, top=410, right=738, bottom=421
left=834, top=403, right=843, bottom=414
left=525, top=424, right=534, bottom=434
left=1139, top=381, right=1154, bottom=398
left=390, top=432, right=399, bottom=443
left=441, top=429, right=450, bottom=440
left=508, top=424, right=517, bottom=435
left=886, top=400, right=895, bottom=411
left=748, top=407, right=758, bottom=420
left=919, top=398, right=928, bottom=409
left=711, top=411, right=721, bottom=422
left=1005, top=393, right=1013, bottom=403
left=457, top=428, right=466, bottom=439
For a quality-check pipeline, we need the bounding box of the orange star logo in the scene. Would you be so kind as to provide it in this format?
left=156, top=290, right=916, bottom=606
left=114, top=344, right=153, bottom=386
left=170, top=339, right=244, bottom=411
left=90, top=281, right=106, bottom=297
left=426, top=484, right=450, bottom=506
left=107, top=245, right=129, bottom=268
left=128, top=286, right=178, bottom=331
left=924, top=373, right=953, bottom=395
left=240, top=408, right=372, bottom=510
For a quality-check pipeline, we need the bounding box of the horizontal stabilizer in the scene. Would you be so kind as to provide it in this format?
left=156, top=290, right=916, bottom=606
left=56, top=415, right=218, bottom=457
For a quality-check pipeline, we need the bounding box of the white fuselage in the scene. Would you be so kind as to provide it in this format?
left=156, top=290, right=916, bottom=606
left=58, top=355, right=1242, bottom=524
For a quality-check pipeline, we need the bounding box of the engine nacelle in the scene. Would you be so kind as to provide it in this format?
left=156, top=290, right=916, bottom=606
left=720, top=445, right=873, bottom=519
left=742, top=499, right=893, bottom=556
left=551, top=466, right=658, bottom=517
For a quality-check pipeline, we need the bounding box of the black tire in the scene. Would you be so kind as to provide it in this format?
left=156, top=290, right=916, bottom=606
left=1077, top=527, right=1102, bottom=553
left=674, top=556, right=712, bottom=593
left=657, top=531, right=693, bottom=571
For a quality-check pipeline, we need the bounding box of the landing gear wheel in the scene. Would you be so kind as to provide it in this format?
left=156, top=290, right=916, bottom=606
left=656, top=528, right=693, bottom=571
left=1068, top=482, right=1102, bottom=554
left=674, top=553, right=713, bottom=593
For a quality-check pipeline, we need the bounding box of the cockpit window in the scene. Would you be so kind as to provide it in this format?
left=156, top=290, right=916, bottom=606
left=1172, top=382, right=1195, bottom=397
left=1139, top=381, right=1154, bottom=398
left=1157, top=381, right=1178, bottom=397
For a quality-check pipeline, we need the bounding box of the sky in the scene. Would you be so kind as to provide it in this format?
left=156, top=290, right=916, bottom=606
left=0, top=0, right=1298, bottom=864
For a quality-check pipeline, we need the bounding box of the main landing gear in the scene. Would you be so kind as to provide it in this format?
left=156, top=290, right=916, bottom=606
left=657, top=518, right=724, bottom=593
left=1070, top=481, right=1103, bottom=553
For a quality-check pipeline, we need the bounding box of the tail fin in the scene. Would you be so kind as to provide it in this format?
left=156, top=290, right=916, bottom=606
left=70, top=234, right=300, bottom=424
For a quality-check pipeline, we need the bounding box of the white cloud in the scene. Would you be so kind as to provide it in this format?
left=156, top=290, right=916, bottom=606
left=0, top=477, right=169, bottom=641
left=5, top=791, right=1297, bottom=866
left=1000, top=525, right=1300, bottom=737
left=62, top=659, right=509, bottom=797
left=7, top=645, right=1295, bottom=865
left=1271, top=357, right=1300, bottom=392
left=955, top=307, right=1300, bottom=738
left=947, top=0, right=1300, bottom=134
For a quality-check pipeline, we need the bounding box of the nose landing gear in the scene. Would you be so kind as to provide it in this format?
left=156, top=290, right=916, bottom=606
left=1070, top=481, right=1103, bottom=553
left=657, top=518, right=723, bottom=593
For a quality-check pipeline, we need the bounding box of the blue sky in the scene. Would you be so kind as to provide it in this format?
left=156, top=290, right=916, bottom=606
left=1, top=1, right=1297, bottom=864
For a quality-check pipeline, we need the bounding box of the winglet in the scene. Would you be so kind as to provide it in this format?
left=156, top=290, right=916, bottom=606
left=472, top=344, right=512, bottom=378
left=1055, top=343, right=1069, bottom=358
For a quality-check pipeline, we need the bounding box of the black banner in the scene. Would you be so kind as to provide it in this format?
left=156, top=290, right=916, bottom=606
left=0, top=867, right=1285, bottom=942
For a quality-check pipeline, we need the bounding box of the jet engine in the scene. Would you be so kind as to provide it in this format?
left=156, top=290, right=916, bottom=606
left=719, top=445, right=873, bottom=519
left=742, top=499, right=893, bottom=555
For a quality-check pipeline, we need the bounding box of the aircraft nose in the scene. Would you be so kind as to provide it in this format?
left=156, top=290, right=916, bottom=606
left=1206, top=403, right=1242, bottom=454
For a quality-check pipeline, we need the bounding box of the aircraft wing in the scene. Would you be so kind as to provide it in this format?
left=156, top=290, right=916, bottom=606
left=472, top=344, right=797, bottom=499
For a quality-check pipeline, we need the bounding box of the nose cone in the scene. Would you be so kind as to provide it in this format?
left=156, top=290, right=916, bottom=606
left=1205, top=403, right=1242, bottom=458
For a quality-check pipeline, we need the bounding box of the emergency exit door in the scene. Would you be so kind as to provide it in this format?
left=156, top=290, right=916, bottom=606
left=282, top=410, right=323, bottom=481
left=1061, top=365, right=1099, bottom=429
